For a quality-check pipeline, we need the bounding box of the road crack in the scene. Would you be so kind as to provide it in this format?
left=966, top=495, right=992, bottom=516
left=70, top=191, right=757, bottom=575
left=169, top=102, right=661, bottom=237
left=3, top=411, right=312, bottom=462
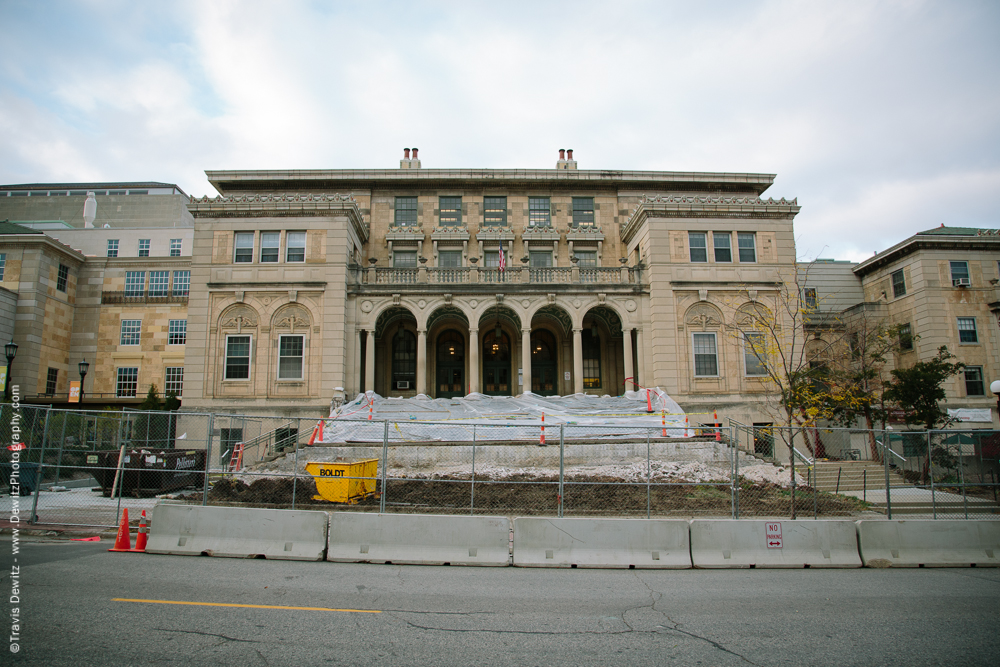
left=632, top=572, right=758, bottom=665
left=154, top=627, right=266, bottom=645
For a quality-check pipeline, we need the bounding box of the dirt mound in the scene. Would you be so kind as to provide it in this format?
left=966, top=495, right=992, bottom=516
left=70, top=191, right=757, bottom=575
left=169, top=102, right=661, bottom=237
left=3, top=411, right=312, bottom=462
left=208, top=477, right=318, bottom=505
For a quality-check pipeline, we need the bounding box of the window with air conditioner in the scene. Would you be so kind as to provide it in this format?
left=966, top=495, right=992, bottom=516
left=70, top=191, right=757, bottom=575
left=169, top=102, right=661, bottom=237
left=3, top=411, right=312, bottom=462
left=950, top=261, right=970, bottom=286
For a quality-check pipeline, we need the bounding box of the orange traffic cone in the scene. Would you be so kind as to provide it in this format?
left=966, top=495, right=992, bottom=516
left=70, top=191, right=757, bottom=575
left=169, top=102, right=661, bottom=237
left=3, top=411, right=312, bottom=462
left=308, top=425, right=319, bottom=445
left=108, top=508, right=132, bottom=552
left=714, top=410, right=721, bottom=442
left=317, top=419, right=324, bottom=441
left=131, top=510, right=149, bottom=553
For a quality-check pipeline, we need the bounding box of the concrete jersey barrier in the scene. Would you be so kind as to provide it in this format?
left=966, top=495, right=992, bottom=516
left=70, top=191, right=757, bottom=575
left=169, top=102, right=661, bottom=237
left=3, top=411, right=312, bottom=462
left=856, top=520, right=1000, bottom=567
left=327, top=513, right=511, bottom=566
left=690, top=520, right=862, bottom=568
left=512, top=517, right=691, bottom=568
left=146, top=504, right=329, bottom=561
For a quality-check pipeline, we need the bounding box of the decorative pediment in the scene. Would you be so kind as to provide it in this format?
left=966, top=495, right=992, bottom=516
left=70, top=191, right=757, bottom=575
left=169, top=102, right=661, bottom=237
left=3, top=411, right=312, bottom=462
left=220, top=305, right=259, bottom=333
left=735, top=302, right=772, bottom=327
left=274, top=305, right=311, bottom=333
left=685, top=304, right=722, bottom=330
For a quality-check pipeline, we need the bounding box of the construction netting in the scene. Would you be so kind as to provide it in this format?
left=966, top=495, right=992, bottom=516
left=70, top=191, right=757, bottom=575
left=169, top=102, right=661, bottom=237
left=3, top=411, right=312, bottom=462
left=321, top=389, right=690, bottom=443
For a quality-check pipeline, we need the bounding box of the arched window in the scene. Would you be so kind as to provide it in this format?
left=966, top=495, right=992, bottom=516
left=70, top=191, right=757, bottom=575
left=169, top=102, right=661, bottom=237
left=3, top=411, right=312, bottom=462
left=582, top=329, right=601, bottom=388
left=392, top=329, right=416, bottom=390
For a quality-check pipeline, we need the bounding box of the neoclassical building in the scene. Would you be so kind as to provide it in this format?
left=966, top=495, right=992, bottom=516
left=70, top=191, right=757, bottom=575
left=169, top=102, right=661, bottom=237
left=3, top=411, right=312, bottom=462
left=179, top=151, right=800, bottom=422
left=4, top=153, right=999, bottom=436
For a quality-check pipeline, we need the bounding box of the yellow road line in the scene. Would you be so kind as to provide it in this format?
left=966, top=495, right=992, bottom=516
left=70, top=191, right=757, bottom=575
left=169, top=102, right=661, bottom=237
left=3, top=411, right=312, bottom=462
left=113, top=598, right=380, bottom=614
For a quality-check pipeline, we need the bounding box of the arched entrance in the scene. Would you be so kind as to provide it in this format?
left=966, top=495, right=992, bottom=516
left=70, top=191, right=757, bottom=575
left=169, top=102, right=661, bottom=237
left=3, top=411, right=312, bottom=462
left=436, top=329, right=465, bottom=398
left=482, top=329, right=511, bottom=395
left=530, top=330, right=558, bottom=396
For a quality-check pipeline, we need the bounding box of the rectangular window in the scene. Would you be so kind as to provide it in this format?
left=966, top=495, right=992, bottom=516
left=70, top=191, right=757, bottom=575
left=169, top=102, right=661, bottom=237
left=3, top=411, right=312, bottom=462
left=148, top=271, right=169, bottom=296
left=286, top=231, right=306, bottom=262
left=957, top=317, right=978, bottom=343
left=804, top=288, right=817, bottom=309
left=950, top=261, right=970, bottom=286
left=169, top=238, right=182, bottom=257
left=124, top=271, right=145, bottom=296
left=172, top=270, right=190, bottom=296
left=46, top=368, right=58, bottom=395
left=168, top=319, right=187, bottom=345
left=965, top=367, right=985, bottom=396
left=438, top=250, right=462, bottom=267
left=484, top=251, right=500, bottom=268
left=737, top=232, right=757, bottom=263
left=120, top=319, right=141, bottom=345
left=713, top=232, right=732, bottom=263
left=572, top=197, right=594, bottom=227
left=689, top=232, right=707, bottom=263
left=116, top=367, right=139, bottom=397
left=225, top=335, right=252, bottom=380
left=899, top=323, right=914, bottom=351
left=393, top=251, right=417, bottom=268
left=138, top=239, right=150, bottom=257
left=483, top=196, right=507, bottom=227
left=278, top=335, right=304, bottom=380
left=575, top=251, right=597, bottom=267
left=260, top=232, right=280, bottom=263
left=528, top=197, right=551, bottom=227
left=164, top=367, right=184, bottom=396
left=693, top=333, right=718, bottom=377
left=107, top=239, right=119, bottom=258
left=439, top=197, right=462, bottom=227
left=0, top=253, right=5, bottom=281
left=56, top=264, right=69, bottom=292
left=234, top=232, right=254, bottom=263
left=891, top=269, right=906, bottom=298
left=529, top=251, right=553, bottom=267
left=744, top=332, right=767, bottom=376
left=395, top=197, right=418, bottom=227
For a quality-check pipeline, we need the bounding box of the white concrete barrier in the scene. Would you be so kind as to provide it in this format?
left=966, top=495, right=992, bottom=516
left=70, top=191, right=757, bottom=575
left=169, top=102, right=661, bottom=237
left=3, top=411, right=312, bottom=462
left=856, top=520, right=1000, bottom=567
left=146, top=504, right=328, bottom=561
left=512, top=517, right=691, bottom=568
left=690, top=520, right=861, bottom=568
left=327, top=513, right=510, bottom=566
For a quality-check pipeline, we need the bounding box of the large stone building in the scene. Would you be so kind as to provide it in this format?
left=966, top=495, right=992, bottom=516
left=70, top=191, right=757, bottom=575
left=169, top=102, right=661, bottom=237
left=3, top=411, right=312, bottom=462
left=2, top=153, right=998, bottom=443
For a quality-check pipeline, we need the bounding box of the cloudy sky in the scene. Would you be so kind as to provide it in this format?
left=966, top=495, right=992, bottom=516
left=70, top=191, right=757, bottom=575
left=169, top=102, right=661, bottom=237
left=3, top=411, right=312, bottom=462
left=1, top=0, right=997, bottom=261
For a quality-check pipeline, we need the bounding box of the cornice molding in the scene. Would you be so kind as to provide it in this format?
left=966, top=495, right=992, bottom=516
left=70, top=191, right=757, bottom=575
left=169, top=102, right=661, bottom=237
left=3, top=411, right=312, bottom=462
left=188, top=193, right=368, bottom=243
left=620, top=195, right=800, bottom=245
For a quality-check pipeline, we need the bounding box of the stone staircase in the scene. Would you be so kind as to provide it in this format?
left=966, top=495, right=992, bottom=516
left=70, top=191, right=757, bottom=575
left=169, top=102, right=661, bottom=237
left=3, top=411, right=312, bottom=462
left=809, top=460, right=906, bottom=492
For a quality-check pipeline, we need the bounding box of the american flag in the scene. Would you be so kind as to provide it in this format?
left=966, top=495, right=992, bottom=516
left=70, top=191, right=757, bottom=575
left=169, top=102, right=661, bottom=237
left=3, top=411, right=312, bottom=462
left=498, top=246, right=505, bottom=272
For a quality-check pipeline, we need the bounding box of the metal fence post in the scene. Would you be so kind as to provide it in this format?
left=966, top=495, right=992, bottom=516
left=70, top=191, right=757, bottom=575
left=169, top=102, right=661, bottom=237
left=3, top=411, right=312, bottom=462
left=28, top=408, right=51, bottom=524
left=958, top=441, right=968, bottom=519
left=202, top=414, right=214, bottom=507
left=471, top=424, right=476, bottom=516
left=927, top=431, right=936, bottom=519
left=883, top=429, right=892, bottom=519
left=559, top=424, right=565, bottom=519
left=733, top=427, right=740, bottom=520
left=291, top=417, right=300, bottom=511
left=380, top=420, right=389, bottom=514
left=646, top=428, right=651, bottom=520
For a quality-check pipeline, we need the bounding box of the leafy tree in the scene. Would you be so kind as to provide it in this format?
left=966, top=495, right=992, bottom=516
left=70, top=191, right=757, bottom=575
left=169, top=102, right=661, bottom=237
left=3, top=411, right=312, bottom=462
left=727, top=265, right=841, bottom=518
left=884, top=346, right=964, bottom=430
left=824, top=307, right=911, bottom=461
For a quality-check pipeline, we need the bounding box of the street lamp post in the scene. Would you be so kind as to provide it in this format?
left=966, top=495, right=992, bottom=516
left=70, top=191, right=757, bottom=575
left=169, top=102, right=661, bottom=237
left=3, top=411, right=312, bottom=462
left=4, top=340, right=17, bottom=403
left=78, top=359, right=90, bottom=406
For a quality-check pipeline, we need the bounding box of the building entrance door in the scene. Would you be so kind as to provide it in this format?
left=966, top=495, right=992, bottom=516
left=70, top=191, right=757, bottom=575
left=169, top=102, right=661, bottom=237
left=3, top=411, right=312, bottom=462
left=436, top=330, right=465, bottom=398
left=530, top=330, right=558, bottom=396
left=482, top=330, right=511, bottom=396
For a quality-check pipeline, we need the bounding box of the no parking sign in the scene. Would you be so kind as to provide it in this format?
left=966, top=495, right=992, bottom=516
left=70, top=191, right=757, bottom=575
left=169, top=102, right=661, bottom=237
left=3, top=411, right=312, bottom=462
left=765, top=522, right=783, bottom=549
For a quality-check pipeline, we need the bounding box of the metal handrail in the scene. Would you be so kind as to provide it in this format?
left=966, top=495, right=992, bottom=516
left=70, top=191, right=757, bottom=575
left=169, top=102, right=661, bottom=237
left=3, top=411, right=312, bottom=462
left=791, top=446, right=814, bottom=466
left=875, top=439, right=907, bottom=463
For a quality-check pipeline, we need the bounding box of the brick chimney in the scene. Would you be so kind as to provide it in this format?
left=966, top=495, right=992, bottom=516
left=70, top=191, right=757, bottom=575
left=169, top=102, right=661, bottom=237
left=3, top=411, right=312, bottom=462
left=557, top=148, right=577, bottom=170
left=400, top=147, right=421, bottom=169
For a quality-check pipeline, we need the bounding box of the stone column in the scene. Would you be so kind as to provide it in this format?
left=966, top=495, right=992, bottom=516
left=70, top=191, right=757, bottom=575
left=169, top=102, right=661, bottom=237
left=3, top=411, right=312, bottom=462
left=469, top=328, right=479, bottom=394
left=623, top=328, right=634, bottom=393
left=355, top=328, right=364, bottom=394
left=364, top=329, right=376, bottom=396
left=635, top=328, right=644, bottom=387
left=521, top=327, right=532, bottom=395
left=573, top=327, right=584, bottom=394
left=416, top=329, right=427, bottom=396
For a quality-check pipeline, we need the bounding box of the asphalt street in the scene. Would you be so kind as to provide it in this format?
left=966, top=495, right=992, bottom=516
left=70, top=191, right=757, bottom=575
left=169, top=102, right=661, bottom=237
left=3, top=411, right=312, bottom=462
left=2, top=537, right=998, bottom=666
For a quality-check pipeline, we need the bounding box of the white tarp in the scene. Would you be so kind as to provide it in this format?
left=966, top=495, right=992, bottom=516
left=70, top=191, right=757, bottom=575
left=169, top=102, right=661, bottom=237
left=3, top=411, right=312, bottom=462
left=319, top=389, right=692, bottom=443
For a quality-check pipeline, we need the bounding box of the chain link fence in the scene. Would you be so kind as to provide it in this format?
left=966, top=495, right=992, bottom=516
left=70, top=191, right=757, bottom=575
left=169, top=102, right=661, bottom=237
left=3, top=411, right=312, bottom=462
left=4, top=404, right=999, bottom=528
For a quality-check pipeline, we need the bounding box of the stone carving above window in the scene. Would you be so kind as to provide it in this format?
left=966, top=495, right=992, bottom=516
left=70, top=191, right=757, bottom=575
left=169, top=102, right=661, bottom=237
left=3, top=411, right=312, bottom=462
left=220, top=305, right=259, bottom=333
left=274, top=305, right=311, bottom=333
left=684, top=304, right=722, bottom=330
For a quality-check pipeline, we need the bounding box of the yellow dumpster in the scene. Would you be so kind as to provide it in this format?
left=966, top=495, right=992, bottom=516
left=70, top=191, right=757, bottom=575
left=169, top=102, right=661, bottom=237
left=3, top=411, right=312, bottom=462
left=305, top=459, right=379, bottom=504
